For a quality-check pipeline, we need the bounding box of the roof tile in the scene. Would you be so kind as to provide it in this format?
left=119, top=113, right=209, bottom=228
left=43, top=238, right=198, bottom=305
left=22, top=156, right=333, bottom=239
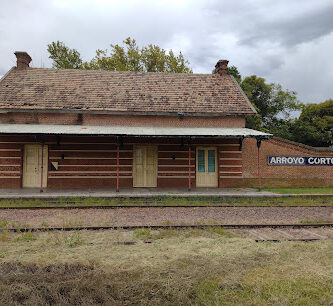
left=0, top=68, right=255, bottom=115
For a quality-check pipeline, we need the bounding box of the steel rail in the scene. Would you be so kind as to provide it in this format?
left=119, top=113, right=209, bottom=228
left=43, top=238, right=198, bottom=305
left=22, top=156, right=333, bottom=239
left=255, top=238, right=331, bottom=242
left=2, top=223, right=333, bottom=232
left=0, top=205, right=332, bottom=209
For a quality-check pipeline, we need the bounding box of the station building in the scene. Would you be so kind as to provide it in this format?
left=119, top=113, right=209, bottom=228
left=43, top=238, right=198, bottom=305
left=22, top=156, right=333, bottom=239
left=0, top=52, right=332, bottom=190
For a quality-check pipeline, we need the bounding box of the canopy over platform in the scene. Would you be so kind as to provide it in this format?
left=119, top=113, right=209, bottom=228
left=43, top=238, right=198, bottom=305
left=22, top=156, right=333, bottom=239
left=0, top=124, right=272, bottom=139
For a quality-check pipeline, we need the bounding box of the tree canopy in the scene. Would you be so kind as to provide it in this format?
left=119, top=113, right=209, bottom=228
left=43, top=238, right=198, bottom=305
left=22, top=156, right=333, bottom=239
left=240, top=75, right=300, bottom=131
left=289, top=99, right=333, bottom=147
left=47, top=38, right=192, bottom=73
left=225, top=68, right=332, bottom=147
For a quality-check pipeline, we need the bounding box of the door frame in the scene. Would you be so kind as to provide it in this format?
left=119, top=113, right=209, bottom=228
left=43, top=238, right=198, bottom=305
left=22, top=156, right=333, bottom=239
left=133, top=145, right=157, bottom=187
left=22, top=144, right=48, bottom=188
left=195, top=146, right=218, bottom=187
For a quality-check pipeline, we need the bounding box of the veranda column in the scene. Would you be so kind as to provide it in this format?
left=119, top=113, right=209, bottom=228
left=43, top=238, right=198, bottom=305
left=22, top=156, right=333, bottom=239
left=40, top=144, right=44, bottom=193
left=116, top=144, right=120, bottom=192
left=188, top=137, right=192, bottom=191
left=256, top=138, right=262, bottom=191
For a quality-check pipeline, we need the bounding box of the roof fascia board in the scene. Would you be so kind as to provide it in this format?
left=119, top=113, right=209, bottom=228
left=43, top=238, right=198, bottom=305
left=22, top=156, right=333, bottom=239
left=0, top=132, right=271, bottom=139
left=0, top=108, right=252, bottom=117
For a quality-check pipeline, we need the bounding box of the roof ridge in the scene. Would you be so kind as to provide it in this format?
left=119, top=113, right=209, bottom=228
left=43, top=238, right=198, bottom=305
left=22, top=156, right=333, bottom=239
left=27, top=67, right=223, bottom=77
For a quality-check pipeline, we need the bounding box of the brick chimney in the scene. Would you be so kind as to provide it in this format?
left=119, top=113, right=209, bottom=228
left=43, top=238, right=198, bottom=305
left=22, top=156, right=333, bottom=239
left=14, top=51, right=32, bottom=69
left=215, top=59, right=229, bottom=76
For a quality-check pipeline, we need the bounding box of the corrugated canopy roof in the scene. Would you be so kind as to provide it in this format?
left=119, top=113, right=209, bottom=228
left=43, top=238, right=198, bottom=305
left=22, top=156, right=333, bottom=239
left=0, top=124, right=272, bottom=138
left=0, top=67, right=256, bottom=115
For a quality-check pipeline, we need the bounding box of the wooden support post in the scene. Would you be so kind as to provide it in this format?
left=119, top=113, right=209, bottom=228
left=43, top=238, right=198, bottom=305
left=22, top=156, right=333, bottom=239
left=40, top=144, right=44, bottom=193
left=116, top=144, right=120, bottom=192
left=188, top=137, right=192, bottom=191
left=256, top=138, right=262, bottom=191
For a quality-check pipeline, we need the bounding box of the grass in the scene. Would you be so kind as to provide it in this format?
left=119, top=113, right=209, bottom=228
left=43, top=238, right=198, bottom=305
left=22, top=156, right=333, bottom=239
left=263, top=187, right=333, bottom=194
left=0, top=195, right=332, bottom=208
left=299, top=219, right=333, bottom=224
left=0, top=229, right=332, bottom=305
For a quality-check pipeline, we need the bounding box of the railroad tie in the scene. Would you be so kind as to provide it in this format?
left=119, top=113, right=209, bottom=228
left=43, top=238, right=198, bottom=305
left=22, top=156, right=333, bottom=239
left=302, top=229, right=328, bottom=239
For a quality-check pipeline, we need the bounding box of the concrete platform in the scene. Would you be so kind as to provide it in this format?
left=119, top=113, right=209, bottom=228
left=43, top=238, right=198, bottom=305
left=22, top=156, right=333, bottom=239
left=0, top=188, right=331, bottom=199
left=0, top=188, right=280, bottom=199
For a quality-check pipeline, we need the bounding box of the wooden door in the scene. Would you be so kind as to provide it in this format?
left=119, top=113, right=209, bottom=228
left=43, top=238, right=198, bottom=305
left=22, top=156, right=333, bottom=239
left=196, top=147, right=218, bottom=187
left=23, top=145, right=48, bottom=188
left=133, top=146, right=157, bottom=187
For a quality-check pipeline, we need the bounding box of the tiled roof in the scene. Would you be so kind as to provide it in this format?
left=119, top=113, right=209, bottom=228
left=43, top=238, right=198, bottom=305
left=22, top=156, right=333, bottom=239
left=0, top=67, right=256, bottom=115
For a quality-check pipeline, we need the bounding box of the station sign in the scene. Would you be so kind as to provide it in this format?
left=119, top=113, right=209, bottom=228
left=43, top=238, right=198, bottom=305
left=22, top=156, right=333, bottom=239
left=268, top=156, right=333, bottom=166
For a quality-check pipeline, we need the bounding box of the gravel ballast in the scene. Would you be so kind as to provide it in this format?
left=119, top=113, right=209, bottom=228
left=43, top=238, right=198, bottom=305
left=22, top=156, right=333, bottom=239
left=0, top=207, right=332, bottom=228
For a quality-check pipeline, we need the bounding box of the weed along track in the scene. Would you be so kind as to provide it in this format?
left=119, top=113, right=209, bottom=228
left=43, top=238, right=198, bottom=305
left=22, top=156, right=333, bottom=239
left=0, top=196, right=332, bottom=209
left=0, top=206, right=332, bottom=229
left=1, top=224, right=333, bottom=243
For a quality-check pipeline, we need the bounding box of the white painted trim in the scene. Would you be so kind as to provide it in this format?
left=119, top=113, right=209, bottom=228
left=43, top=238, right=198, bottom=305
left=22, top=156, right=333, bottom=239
left=220, top=151, right=241, bottom=153
left=49, top=149, right=132, bottom=152
left=158, top=176, right=195, bottom=178
left=49, top=171, right=132, bottom=174
left=50, top=157, right=132, bottom=160
left=48, top=176, right=133, bottom=178
left=158, top=158, right=194, bottom=161
left=0, top=149, right=21, bottom=151
left=159, top=165, right=195, bottom=168
left=59, top=164, right=131, bottom=167
left=158, top=171, right=195, bottom=174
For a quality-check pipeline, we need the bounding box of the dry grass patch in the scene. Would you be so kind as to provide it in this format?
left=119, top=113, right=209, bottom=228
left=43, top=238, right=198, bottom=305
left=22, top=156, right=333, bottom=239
left=0, top=229, right=332, bottom=305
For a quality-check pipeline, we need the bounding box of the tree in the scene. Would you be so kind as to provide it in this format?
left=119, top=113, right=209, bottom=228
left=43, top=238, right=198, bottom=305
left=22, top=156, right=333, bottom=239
left=47, top=41, right=83, bottom=69
left=289, top=100, right=333, bottom=147
left=47, top=38, right=192, bottom=73
left=227, top=66, right=242, bottom=84
left=240, top=75, right=301, bottom=133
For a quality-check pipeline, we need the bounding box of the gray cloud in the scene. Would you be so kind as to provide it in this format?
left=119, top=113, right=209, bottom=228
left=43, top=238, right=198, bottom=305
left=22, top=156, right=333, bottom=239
left=0, top=0, right=332, bottom=103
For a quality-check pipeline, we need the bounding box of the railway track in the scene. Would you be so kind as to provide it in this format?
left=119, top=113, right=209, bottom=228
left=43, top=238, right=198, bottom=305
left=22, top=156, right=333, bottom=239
left=2, top=222, right=333, bottom=232
left=0, top=201, right=332, bottom=209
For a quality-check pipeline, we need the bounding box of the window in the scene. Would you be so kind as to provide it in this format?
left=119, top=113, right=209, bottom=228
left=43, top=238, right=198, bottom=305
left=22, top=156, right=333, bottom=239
left=208, top=150, right=215, bottom=172
left=198, top=150, right=205, bottom=172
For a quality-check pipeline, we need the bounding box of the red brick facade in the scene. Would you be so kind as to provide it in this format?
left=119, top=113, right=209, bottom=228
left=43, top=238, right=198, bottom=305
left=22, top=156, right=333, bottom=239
left=242, top=137, right=333, bottom=187
left=0, top=112, right=245, bottom=128
left=0, top=134, right=242, bottom=189
left=2, top=130, right=331, bottom=189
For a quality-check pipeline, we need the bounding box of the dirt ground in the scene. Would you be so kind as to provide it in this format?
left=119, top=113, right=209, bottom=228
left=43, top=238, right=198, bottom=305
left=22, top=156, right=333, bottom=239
left=0, top=206, right=332, bottom=227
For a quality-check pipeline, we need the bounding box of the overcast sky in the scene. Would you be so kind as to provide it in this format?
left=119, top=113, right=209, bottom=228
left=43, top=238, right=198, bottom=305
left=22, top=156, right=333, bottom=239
left=1, top=0, right=333, bottom=103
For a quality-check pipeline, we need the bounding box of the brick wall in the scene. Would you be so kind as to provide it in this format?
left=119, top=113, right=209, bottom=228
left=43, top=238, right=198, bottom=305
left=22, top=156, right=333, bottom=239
left=2, top=133, right=331, bottom=189
left=0, top=135, right=243, bottom=189
left=242, top=137, right=333, bottom=187
left=0, top=112, right=246, bottom=128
